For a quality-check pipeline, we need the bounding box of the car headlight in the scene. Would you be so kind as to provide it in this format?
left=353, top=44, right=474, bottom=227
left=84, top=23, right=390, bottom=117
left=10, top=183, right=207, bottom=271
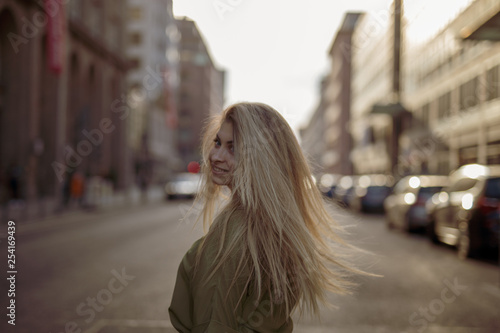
left=404, top=192, right=416, bottom=205
left=461, top=193, right=474, bottom=210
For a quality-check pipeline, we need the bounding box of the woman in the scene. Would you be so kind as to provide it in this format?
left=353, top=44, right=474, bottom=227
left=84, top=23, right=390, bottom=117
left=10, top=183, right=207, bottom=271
left=169, top=102, right=362, bottom=332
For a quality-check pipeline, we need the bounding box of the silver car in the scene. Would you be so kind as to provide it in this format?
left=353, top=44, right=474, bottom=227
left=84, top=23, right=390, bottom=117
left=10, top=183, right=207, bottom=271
left=427, top=164, right=500, bottom=259
left=385, top=175, right=449, bottom=232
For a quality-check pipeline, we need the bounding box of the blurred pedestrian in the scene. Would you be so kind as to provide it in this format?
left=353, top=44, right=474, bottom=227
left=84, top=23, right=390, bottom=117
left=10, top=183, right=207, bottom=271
left=169, top=103, right=368, bottom=332
left=70, top=171, right=85, bottom=207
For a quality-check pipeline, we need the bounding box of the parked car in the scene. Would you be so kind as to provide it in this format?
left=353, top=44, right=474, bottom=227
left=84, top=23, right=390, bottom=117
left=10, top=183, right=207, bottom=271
left=164, top=173, right=202, bottom=200
left=350, top=174, right=393, bottom=213
left=318, top=173, right=341, bottom=198
left=385, top=175, right=449, bottom=232
left=427, top=164, right=500, bottom=259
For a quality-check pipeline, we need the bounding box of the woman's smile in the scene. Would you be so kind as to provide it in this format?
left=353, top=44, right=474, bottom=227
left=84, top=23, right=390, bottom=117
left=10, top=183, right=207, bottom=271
left=212, top=165, right=228, bottom=174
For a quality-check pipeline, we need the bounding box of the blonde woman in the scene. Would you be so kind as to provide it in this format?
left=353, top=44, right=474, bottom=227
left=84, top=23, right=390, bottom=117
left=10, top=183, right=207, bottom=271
left=169, top=102, right=362, bottom=332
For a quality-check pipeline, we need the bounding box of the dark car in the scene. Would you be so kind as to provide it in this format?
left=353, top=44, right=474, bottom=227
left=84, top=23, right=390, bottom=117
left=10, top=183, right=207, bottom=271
left=427, top=164, right=500, bottom=259
left=350, top=174, right=393, bottom=213
left=384, top=175, right=449, bottom=232
left=164, top=173, right=201, bottom=200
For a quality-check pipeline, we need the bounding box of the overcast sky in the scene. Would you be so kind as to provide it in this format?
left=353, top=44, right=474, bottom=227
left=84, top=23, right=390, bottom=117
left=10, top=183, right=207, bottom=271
left=172, top=0, right=474, bottom=133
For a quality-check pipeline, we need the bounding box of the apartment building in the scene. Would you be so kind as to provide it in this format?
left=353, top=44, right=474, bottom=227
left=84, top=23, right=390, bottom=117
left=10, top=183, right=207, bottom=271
left=325, top=12, right=361, bottom=176
left=350, top=6, right=397, bottom=175
left=176, top=17, right=225, bottom=167
left=300, top=13, right=361, bottom=177
left=125, top=0, right=181, bottom=185
left=404, top=0, right=500, bottom=174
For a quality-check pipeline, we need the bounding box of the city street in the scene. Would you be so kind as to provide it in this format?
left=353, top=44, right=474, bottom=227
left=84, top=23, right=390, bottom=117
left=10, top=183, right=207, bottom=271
left=1, top=200, right=499, bottom=333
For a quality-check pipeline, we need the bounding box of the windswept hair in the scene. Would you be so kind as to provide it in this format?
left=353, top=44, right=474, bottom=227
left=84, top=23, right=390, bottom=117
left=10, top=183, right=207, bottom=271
left=194, top=102, right=364, bottom=316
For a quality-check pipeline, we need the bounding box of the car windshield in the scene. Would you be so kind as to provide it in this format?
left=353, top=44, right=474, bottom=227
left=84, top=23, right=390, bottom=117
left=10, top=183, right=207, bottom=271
left=447, top=178, right=478, bottom=192
left=418, top=186, right=442, bottom=200
left=484, top=177, right=500, bottom=199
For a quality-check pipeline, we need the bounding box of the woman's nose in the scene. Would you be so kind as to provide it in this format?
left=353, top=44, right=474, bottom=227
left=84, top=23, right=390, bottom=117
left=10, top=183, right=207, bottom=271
left=212, top=148, right=226, bottom=162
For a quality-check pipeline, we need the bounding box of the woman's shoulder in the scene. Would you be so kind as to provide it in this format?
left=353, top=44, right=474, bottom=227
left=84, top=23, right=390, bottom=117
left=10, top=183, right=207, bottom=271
left=209, top=207, right=246, bottom=232
left=181, top=236, right=205, bottom=267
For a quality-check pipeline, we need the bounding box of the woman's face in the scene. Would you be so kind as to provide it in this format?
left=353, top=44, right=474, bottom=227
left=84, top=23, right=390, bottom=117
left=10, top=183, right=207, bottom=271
left=209, top=121, right=235, bottom=187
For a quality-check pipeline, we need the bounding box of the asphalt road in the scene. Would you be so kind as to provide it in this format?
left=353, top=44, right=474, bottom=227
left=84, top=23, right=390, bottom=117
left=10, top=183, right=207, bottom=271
left=0, top=200, right=499, bottom=333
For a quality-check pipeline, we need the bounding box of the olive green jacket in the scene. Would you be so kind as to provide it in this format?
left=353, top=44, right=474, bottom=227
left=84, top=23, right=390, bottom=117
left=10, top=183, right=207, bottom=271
left=169, top=210, right=294, bottom=332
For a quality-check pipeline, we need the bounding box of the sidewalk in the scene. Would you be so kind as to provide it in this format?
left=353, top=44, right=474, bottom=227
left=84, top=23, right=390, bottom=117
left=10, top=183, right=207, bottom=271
left=0, top=185, right=165, bottom=224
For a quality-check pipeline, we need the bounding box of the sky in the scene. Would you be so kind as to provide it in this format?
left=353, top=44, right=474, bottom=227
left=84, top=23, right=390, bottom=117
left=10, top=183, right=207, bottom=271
left=172, top=0, right=474, bottom=133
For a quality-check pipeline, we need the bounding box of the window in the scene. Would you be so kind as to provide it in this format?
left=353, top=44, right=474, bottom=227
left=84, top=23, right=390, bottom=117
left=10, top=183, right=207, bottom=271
left=438, top=92, right=451, bottom=120
left=486, top=66, right=499, bottom=101
left=459, top=77, right=479, bottom=111
left=484, top=178, right=500, bottom=199
left=70, top=0, right=83, bottom=20
left=129, top=32, right=142, bottom=45
left=129, top=58, right=141, bottom=69
left=421, top=103, right=430, bottom=127
left=129, top=7, right=143, bottom=20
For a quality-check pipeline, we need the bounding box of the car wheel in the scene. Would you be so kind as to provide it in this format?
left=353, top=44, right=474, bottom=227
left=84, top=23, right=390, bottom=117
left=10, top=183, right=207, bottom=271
left=427, top=219, right=439, bottom=244
left=457, top=220, right=477, bottom=259
left=405, top=213, right=413, bottom=233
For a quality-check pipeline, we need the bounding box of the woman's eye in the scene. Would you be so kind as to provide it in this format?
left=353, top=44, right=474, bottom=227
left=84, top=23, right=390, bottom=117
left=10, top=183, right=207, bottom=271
left=214, top=139, right=221, bottom=147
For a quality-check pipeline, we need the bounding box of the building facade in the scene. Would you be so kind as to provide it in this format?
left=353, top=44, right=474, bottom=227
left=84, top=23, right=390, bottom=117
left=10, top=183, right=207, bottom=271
left=350, top=9, right=394, bottom=175
left=300, top=13, right=361, bottom=177
left=176, top=17, right=225, bottom=168
left=299, top=76, right=329, bottom=177
left=404, top=0, right=500, bottom=174
left=125, top=0, right=181, bottom=186
left=0, top=0, right=130, bottom=217
left=350, top=1, right=408, bottom=176
left=324, top=13, right=361, bottom=176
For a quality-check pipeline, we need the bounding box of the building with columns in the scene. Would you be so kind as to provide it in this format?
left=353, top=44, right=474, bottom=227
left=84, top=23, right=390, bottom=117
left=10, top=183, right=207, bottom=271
left=0, top=0, right=130, bottom=217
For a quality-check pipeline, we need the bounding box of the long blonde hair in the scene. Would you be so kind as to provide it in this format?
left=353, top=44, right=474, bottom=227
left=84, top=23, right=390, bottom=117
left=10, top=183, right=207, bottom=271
left=194, top=102, right=362, bottom=316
